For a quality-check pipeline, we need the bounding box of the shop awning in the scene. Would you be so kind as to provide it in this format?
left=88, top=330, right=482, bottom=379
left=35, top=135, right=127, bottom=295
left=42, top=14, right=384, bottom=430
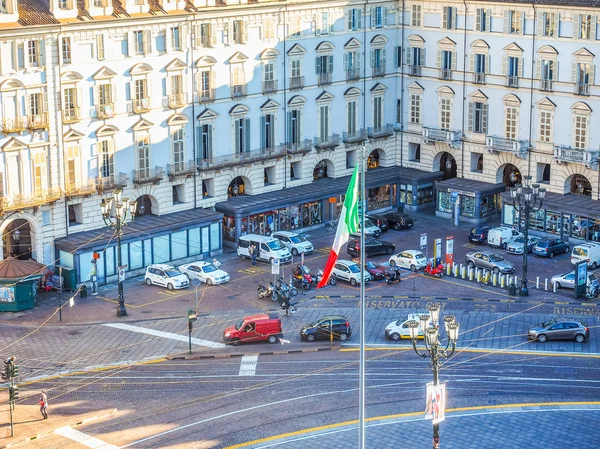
left=435, top=178, right=507, bottom=197
left=0, top=257, right=47, bottom=280
left=501, top=190, right=600, bottom=220
left=55, top=207, right=223, bottom=254
left=215, top=167, right=443, bottom=216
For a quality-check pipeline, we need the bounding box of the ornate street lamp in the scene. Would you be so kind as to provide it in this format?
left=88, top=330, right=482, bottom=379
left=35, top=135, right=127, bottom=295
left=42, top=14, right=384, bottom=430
left=510, top=175, right=545, bottom=297
left=407, top=304, right=460, bottom=449
left=100, top=190, right=137, bottom=317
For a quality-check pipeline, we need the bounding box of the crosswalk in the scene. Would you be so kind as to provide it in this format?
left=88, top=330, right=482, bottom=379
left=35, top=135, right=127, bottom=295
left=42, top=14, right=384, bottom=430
left=103, top=323, right=227, bottom=348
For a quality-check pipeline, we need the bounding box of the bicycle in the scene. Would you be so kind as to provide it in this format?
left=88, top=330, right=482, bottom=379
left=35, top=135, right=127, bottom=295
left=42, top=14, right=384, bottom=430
left=480, top=271, right=492, bottom=286
left=325, top=220, right=338, bottom=232
left=278, top=305, right=299, bottom=317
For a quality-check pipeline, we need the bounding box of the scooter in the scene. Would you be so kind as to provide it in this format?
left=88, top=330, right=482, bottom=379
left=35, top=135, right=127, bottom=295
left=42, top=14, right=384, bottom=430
left=258, top=282, right=276, bottom=300
left=293, top=265, right=323, bottom=287
left=292, top=275, right=311, bottom=291
left=385, top=267, right=402, bottom=284
left=424, top=262, right=444, bottom=278
left=277, top=277, right=298, bottom=297
left=586, top=284, right=599, bottom=299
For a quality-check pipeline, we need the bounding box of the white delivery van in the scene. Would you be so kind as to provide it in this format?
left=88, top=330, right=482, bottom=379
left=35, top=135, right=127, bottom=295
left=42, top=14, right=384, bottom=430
left=571, top=243, right=600, bottom=269
left=237, top=234, right=292, bottom=264
left=487, top=227, right=523, bottom=249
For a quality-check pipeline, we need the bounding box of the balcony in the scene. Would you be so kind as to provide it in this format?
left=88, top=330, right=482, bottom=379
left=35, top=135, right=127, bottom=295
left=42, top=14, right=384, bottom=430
left=408, top=65, right=421, bottom=76
left=196, top=89, right=215, bottom=103
left=318, top=72, right=332, bottom=86
left=62, top=107, right=80, bottom=124
left=346, top=69, right=360, bottom=82
left=314, top=134, right=341, bottom=151
left=554, top=145, right=600, bottom=169
left=198, top=145, right=287, bottom=171
left=132, top=97, right=151, bottom=113
left=96, top=103, right=115, bottom=119
left=98, top=172, right=128, bottom=193
left=133, top=166, right=164, bottom=186
left=506, top=76, right=519, bottom=88
left=290, top=76, right=304, bottom=90
left=368, top=124, right=394, bottom=140
left=262, top=80, right=277, bottom=94
left=1, top=187, right=62, bottom=212
left=440, top=69, right=452, bottom=80
left=422, top=127, right=462, bottom=148
left=168, top=93, right=187, bottom=109
left=473, top=72, right=486, bottom=84
left=372, top=66, right=385, bottom=78
left=287, top=139, right=312, bottom=155
left=65, top=179, right=97, bottom=198
left=540, top=79, right=553, bottom=92
left=342, top=129, right=367, bottom=144
left=26, top=113, right=49, bottom=131
left=231, top=84, right=247, bottom=99
left=167, top=160, right=197, bottom=181
left=1, top=116, right=26, bottom=134
left=576, top=82, right=590, bottom=96
left=485, top=136, right=529, bottom=159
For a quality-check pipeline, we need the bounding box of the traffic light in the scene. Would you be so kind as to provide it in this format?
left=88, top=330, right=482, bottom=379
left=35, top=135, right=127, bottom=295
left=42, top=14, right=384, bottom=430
left=11, top=365, right=19, bottom=378
left=9, top=385, right=18, bottom=401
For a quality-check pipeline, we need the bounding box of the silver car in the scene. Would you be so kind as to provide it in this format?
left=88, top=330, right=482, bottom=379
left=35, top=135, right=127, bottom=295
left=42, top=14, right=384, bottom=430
left=551, top=271, right=599, bottom=290
left=528, top=318, right=589, bottom=343
left=465, top=251, right=515, bottom=274
left=506, top=236, right=541, bottom=255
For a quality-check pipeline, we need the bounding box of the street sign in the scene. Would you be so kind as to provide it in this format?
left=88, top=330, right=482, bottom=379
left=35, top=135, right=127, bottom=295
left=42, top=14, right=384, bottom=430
left=118, top=269, right=125, bottom=282
left=271, top=259, right=280, bottom=275
left=420, top=233, right=427, bottom=253
left=451, top=191, right=458, bottom=200
left=446, top=236, right=454, bottom=266
left=191, top=278, right=201, bottom=287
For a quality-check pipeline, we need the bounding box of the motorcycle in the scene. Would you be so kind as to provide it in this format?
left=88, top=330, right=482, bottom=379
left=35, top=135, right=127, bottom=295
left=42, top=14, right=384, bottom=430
left=293, top=264, right=323, bottom=287
left=257, top=282, right=277, bottom=300
left=586, top=284, right=599, bottom=299
left=277, top=277, right=298, bottom=297
left=385, top=267, right=402, bottom=284
left=424, top=262, right=444, bottom=278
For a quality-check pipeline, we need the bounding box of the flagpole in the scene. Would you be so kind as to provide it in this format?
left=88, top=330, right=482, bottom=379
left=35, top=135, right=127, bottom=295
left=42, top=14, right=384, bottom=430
left=359, top=143, right=366, bottom=449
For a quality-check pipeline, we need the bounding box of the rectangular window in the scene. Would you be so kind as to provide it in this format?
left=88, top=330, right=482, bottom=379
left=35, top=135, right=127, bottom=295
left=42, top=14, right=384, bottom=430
left=539, top=110, right=553, bottom=143
left=318, top=12, right=329, bottom=35
left=58, top=0, right=68, bottom=8
left=233, top=20, right=246, bottom=44
left=64, top=88, right=76, bottom=111
left=27, top=40, right=39, bottom=66
left=347, top=100, right=357, bottom=134
left=581, top=15, right=592, bottom=39
left=98, top=140, right=114, bottom=178
left=475, top=54, right=486, bottom=73
left=505, top=107, right=518, bottom=140
left=541, top=60, right=554, bottom=80
left=263, top=19, right=275, bottom=40
left=200, top=123, right=212, bottom=159
left=348, top=8, right=362, bottom=31
left=62, top=37, right=71, bottom=64
left=134, top=31, right=144, bottom=55
left=544, top=13, right=557, bottom=37
left=373, top=96, right=383, bottom=129
left=442, top=50, right=452, bottom=70
left=509, top=11, right=521, bottom=34
left=476, top=8, right=487, bottom=32
left=29, top=93, right=42, bottom=115
left=171, top=74, right=183, bottom=95
left=200, top=23, right=212, bottom=47
left=473, top=102, right=486, bottom=133
left=410, top=93, right=421, bottom=124
left=234, top=118, right=250, bottom=153
left=262, top=114, right=275, bottom=149
left=98, top=83, right=111, bottom=105
left=412, top=5, right=422, bottom=27
left=172, top=128, right=184, bottom=169
left=96, top=34, right=105, bottom=60
left=171, top=27, right=181, bottom=51
left=288, top=110, right=301, bottom=144
left=574, top=115, right=587, bottom=149
left=291, top=59, right=301, bottom=78
left=443, top=6, right=456, bottom=30
left=134, top=79, right=146, bottom=100
left=371, top=6, right=385, bottom=29
left=576, top=63, right=590, bottom=84
left=440, top=98, right=451, bottom=130
left=319, top=104, right=329, bottom=139
left=264, top=61, right=274, bottom=81
left=508, top=56, right=519, bottom=76
left=137, top=134, right=150, bottom=176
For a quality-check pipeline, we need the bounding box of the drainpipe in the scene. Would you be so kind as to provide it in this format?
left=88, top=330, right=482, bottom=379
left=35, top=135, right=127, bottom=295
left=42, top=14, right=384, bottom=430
left=460, top=0, right=468, bottom=179
left=362, top=0, right=370, bottom=169
left=191, top=18, right=197, bottom=209
left=399, top=0, right=405, bottom=168
left=528, top=1, right=537, bottom=178
left=57, top=27, right=68, bottom=236
left=282, top=6, right=287, bottom=190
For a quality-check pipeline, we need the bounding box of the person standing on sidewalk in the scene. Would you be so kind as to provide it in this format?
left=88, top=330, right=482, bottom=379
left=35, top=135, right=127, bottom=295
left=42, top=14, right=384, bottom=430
left=249, top=244, right=257, bottom=266
left=39, top=391, right=48, bottom=419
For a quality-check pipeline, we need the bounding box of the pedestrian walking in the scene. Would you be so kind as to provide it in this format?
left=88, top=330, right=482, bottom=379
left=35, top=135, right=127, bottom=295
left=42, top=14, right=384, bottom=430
left=250, top=244, right=257, bottom=266
left=39, top=391, right=48, bottom=419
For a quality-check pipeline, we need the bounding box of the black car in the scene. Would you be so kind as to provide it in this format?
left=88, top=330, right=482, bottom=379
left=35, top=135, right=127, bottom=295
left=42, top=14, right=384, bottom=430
left=532, top=238, right=570, bottom=258
left=300, top=315, right=352, bottom=342
left=383, top=212, right=414, bottom=230
left=366, top=214, right=389, bottom=232
left=468, top=226, right=492, bottom=243
left=347, top=235, right=395, bottom=257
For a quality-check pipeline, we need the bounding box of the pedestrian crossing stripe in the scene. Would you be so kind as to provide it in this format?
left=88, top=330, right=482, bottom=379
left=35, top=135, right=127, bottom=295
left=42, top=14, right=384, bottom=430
left=317, top=247, right=332, bottom=254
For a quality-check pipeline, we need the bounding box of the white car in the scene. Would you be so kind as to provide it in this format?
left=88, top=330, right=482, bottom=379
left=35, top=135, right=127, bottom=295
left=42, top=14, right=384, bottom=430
left=384, top=314, right=426, bottom=341
left=330, top=259, right=372, bottom=286
left=145, top=264, right=189, bottom=290
left=179, top=261, right=230, bottom=285
left=358, top=218, right=381, bottom=238
left=388, top=250, right=427, bottom=271
left=271, top=231, right=314, bottom=256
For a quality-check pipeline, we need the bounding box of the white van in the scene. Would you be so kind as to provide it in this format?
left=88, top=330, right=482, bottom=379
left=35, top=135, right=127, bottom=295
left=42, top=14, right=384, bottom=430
left=237, top=234, right=292, bottom=264
left=571, top=243, right=600, bottom=269
left=487, top=227, right=523, bottom=249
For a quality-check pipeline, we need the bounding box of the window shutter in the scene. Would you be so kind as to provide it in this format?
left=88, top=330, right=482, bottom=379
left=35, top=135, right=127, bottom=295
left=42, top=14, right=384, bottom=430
left=76, top=87, right=82, bottom=109
left=370, top=7, right=375, bottom=28
left=243, top=21, right=248, bottom=43
left=382, top=48, right=386, bottom=67
left=486, top=10, right=492, bottom=32
left=234, top=119, right=240, bottom=153
left=436, top=49, right=442, bottom=68
left=146, top=79, right=152, bottom=104
left=573, top=14, right=580, bottom=39
left=224, top=22, right=230, bottom=46
left=93, top=85, right=99, bottom=106
left=347, top=11, right=352, bottom=30
left=591, top=16, right=597, bottom=40
left=344, top=52, right=349, bottom=70
left=97, top=34, right=105, bottom=60
left=165, top=28, right=172, bottom=53
left=328, top=55, right=333, bottom=73
left=112, top=84, right=117, bottom=109
left=143, top=30, right=152, bottom=55
left=451, top=51, right=457, bottom=70
left=25, top=94, right=32, bottom=115
left=475, top=9, right=481, bottom=31
left=297, top=111, right=302, bottom=141
left=452, top=7, right=457, bottom=29
left=590, top=63, right=595, bottom=85
left=315, top=56, right=321, bottom=74
left=207, top=124, right=213, bottom=155
left=370, top=50, right=375, bottom=67
left=384, top=7, right=388, bottom=27
left=195, top=72, right=201, bottom=94
left=537, top=13, right=544, bottom=36
left=535, top=60, right=541, bottom=79
left=356, top=53, right=361, bottom=71
left=503, top=11, right=510, bottom=34
left=420, top=48, right=426, bottom=67
left=42, top=91, right=48, bottom=113
left=128, top=31, right=135, bottom=57
left=442, top=6, right=448, bottom=29
left=315, top=14, right=321, bottom=36
left=519, top=12, right=525, bottom=35
left=357, top=10, right=362, bottom=28
left=572, top=63, right=578, bottom=83
left=211, top=70, right=216, bottom=94
left=552, top=60, right=559, bottom=81
left=181, top=26, right=188, bottom=51
left=556, top=13, right=561, bottom=36
left=260, top=115, right=266, bottom=149
left=486, top=55, right=491, bottom=74
left=286, top=111, right=292, bottom=143
left=469, top=53, right=474, bottom=72
left=38, top=40, right=45, bottom=66
left=482, top=104, right=488, bottom=134
left=521, top=58, right=525, bottom=77
left=468, top=103, right=473, bottom=131
left=211, top=24, right=217, bottom=47
left=194, top=24, right=201, bottom=47
left=502, top=56, right=507, bottom=75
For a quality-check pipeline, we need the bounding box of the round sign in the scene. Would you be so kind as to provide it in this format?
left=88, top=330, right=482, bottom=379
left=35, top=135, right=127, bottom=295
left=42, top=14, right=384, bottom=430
left=191, top=278, right=202, bottom=287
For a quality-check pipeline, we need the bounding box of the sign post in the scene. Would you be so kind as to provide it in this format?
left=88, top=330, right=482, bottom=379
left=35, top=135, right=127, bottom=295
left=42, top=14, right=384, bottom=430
left=420, top=233, right=428, bottom=259
left=434, top=238, right=442, bottom=266
left=445, top=236, right=454, bottom=268
left=575, top=260, right=587, bottom=300
left=451, top=191, right=459, bottom=226
left=271, top=258, right=280, bottom=284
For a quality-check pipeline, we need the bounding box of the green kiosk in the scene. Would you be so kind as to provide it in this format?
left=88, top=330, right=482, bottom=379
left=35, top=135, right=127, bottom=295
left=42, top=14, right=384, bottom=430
left=0, top=258, right=46, bottom=312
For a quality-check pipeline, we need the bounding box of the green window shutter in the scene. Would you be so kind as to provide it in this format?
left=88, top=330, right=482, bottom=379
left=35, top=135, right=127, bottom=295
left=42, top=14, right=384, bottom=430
left=451, top=51, right=457, bottom=70
left=572, top=63, right=578, bottom=83
left=502, top=55, right=507, bottom=76
left=468, top=103, right=474, bottom=132
left=405, top=47, right=412, bottom=65
left=482, top=104, right=488, bottom=134
left=420, top=48, right=426, bottom=67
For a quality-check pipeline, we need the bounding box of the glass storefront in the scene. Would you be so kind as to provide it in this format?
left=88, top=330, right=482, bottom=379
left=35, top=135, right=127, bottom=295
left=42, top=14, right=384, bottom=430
left=437, top=191, right=501, bottom=221
left=417, top=183, right=434, bottom=205
left=481, top=194, right=501, bottom=218
left=400, top=184, right=412, bottom=205
left=367, top=185, right=393, bottom=210
left=438, top=192, right=452, bottom=214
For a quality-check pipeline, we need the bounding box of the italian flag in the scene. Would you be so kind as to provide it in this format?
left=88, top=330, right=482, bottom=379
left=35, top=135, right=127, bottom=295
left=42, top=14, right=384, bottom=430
left=317, top=165, right=360, bottom=289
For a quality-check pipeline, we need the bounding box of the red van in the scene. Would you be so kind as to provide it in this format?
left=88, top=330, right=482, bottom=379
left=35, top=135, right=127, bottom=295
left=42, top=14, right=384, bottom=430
left=223, top=313, right=283, bottom=345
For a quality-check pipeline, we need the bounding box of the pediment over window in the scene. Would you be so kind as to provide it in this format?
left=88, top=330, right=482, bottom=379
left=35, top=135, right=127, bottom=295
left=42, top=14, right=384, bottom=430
left=437, top=86, right=455, bottom=96
left=287, top=43, right=306, bottom=56
left=344, top=38, right=362, bottom=49
left=130, top=63, right=153, bottom=76
left=538, top=45, right=558, bottom=56
left=63, top=129, right=85, bottom=142
left=316, top=41, right=335, bottom=52
left=229, top=104, right=250, bottom=115
left=0, top=79, right=24, bottom=92
left=166, top=114, right=189, bottom=126
left=370, top=34, right=388, bottom=46
left=407, top=34, right=425, bottom=46
left=95, top=124, right=119, bottom=137
left=503, top=94, right=521, bottom=105
left=260, top=99, right=280, bottom=110
left=92, top=66, right=117, bottom=80
left=197, top=108, right=219, bottom=120
left=407, top=81, right=424, bottom=92
left=61, top=71, right=84, bottom=84
left=370, top=83, right=387, bottom=93
left=288, top=95, right=307, bottom=106
left=196, top=56, right=217, bottom=68
left=344, top=87, right=361, bottom=98
left=165, top=58, right=187, bottom=72
left=536, top=97, right=556, bottom=109
left=573, top=47, right=595, bottom=58
left=316, top=91, right=334, bottom=102
left=572, top=101, right=592, bottom=114
left=471, top=39, right=490, bottom=51
left=503, top=42, right=523, bottom=53
left=132, top=118, right=154, bottom=131
left=437, top=37, right=456, bottom=48
left=469, top=89, right=488, bottom=101
left=1, top=137, right=27, bottom=152
left=260, top=48, right=280, bottom=59
left=228, top=52, right=249, bottom=64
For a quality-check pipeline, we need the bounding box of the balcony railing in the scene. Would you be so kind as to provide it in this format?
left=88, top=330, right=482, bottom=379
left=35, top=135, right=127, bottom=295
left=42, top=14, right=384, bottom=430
left=1, top=116, right=26, bottom=134
left=26, top=113, right=49, bottom=130
left=262, top=80, right=277, bottom=94
left=342, top=129, right=368, bottom=144
left=318, top=72, right=332, bottom=86
left=286, top=139, right=312, bottom=155
left=368, top=124, right=394, bottom=139
left=440, top=69, right=452, bottom=80
left=506, top=76, right=519, bottom=88
left=168, top=93, right=187, bottom=108
left=198, top=145, right=287, bottom=171
left=65, top=179, right=97, bottom=198
left=133, top=166, right=164, bottom=186
left=196, top=89, right=215, bottom=103
left=576, top=82, right=590, bottom=96
left=98, top=172, right=128, bottom=193
left=409, top=65, right=422, bottom=76
left=96, top=103, right=115, bottom=119
left=473, top=72, right=486, bottom=84
left=231, top=84, right=247, bottom=99
left=314, top=134, right=341, bottom=151
left=132, top=97, right=151, bottom=113
left=554, top=145, right=600, bottom=169
left=346, top=69, right=360, bottom=82
left=485, top=136, right=529, bottom=159
left=422, top=127, right=462, bottom=148
left=372, top=66, right=385, bottom=78
left=540, top=79, right=553, bottom=92
left=62, top=107, right=80, bottom=124
left=167, top=160, right=197, bottom=180
left=1, top=187, right=62, bottom=212
left=290, top=76, right=304, bottom=90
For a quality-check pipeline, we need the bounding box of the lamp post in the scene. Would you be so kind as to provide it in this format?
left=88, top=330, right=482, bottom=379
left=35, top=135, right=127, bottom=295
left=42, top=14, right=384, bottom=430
left=100, top=190, right=137, bottom=317
left=510, top=175, right=545, bottom=297
left=407, top=304, right=460, bottom=449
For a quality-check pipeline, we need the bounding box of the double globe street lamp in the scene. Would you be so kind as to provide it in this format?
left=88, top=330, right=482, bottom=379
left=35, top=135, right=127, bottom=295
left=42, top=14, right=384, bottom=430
left=100, top=190, right=137, bottom=317
left=407, top=304, right=460, bottom=449
left=510, top=175, right=546, bottom=297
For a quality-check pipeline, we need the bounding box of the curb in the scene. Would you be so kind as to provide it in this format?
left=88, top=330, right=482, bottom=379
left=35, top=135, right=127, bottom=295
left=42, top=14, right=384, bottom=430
left=1, top=408, right=118, bottom=448
left=167, top=345, right=340, bottom=360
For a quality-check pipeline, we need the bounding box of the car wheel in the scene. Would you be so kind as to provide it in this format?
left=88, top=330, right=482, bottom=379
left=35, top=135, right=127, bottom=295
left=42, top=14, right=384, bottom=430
left=537, top=334, right=548, bottom=343
left=231, top=338, right=241, bottom=346
left=493, top=267, right=500, bottom=275
left=555, top=282, right=562, bottom=289
left=592, top=262, right=598, bottom=270
left=268, top=335, right=278, bottom=344
left=565, top=246, right=570, bottom=253
left=502, top=243, right=507, bottom=249
left=467, top=261, right=475, bottom=269
left=575, top=334, right=585, bottom=343
left=390, top=332, right=400, bottom=341
left=330, top=276, right=337, bottom=286
left=549, top=252, right=554, bottom=258
left=386, top=247, right=394, bottom=255
left=393, top=223, right=401, bottom=231
left=145, top=278, right=152, bottom=286
left=410, top=264, right=416, bottom=272
left=306, top=334, right=316, bottom=342
left=207, top=279, right=213, bottom=286
left=339, top=333, right=348, bottom=341
left=167, top=283, right=174, bottom=291
left=292, top=248, right=299, bottom=256
left=390, top=260, right=397, bottom=267
left=350, top=278, right=358, bottom=287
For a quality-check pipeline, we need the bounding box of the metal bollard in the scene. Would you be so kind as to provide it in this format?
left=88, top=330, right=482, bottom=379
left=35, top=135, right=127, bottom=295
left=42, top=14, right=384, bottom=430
left=469, top=268, right=474, bottom=281
left=553, top=281, right=558, bottom=293
left=476, top=268, right=481, bottom=282
left=453, top=264, right=459, bottom=277
left=447, top=263, right=452, bottom=276
left=536, top=276, right=540, bottom=289
left=500, top=275, right=505, bottom=288
left=545, top=278, right=549, bottom=291
left=492, top=273, right=497, bottom=286
left=514, top=275, right=519, bottom=287
left=461, top=266, right=466, bottom=279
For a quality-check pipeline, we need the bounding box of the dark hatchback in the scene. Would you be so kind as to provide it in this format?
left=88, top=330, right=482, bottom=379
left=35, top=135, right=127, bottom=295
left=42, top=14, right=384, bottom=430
left=532, top=239, right=570, bottom=258
left=383, top=212, right=414, bottom=230
left=347, top=235, right=396, bottom=257
left=366, top=214, right=389, bottom=232
left=300, top=315, right=352, bottom=342
left=468, top=226, right=492, bottom=243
